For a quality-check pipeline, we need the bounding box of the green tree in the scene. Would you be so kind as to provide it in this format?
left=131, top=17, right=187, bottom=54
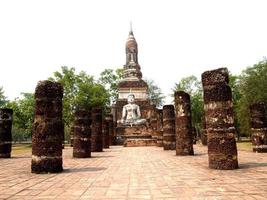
left=7, top=93, right=34, bottom=141
left=49, top=66, right=110, bottom=127
left=236, top=59, right=267, bottom=137
left=0, top=86, right=7, bottom=107
left=98, top=68, right=123, bottom=103
left=145, top=79, right=165, bottom=107
left=173, top=75, right=203, bottom=130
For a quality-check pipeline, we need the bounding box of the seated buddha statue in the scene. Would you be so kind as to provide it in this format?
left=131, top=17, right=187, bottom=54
left=117, top=94, right=147, bottom=126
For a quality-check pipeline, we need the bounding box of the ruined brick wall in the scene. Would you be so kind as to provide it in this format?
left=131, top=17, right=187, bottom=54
left=0, top=109, right=13, bottom=158
left=163, top=105, right=176, bottom=150
left=31, top=80, right=63, bottom=173
left=156, top=109, right=163, bottom=147
left=174, top=91, right=194, bottom=155
left=250, top=102, right=267, bottom=153
left=73, top=109, right=91, bottom=158
left=202, top=68, right=238, bottom=170
left=91, top=107, right=103, bottom=152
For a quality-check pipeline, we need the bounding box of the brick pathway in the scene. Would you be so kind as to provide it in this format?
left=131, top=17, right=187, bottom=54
left=0, top=144, right=267, bottom=199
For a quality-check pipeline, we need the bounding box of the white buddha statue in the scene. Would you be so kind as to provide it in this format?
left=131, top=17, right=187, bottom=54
left=118, top=94, right=146, bottom=126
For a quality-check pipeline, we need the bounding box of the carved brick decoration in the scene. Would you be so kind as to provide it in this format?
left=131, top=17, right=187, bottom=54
left=91, top=107, right=103, bottom=152
left=174, top=91, right=194, bottom=155
left=0, top=109, right=13, bottom=158
left=31, top=80, right=63, bottom=173
left=73, top=109, right=91, bottom=158
left=250, top=102, right=267, bottom=153
left=163, top=105, right=176, bottom=150
left=202, top=68, right=238, bottom=170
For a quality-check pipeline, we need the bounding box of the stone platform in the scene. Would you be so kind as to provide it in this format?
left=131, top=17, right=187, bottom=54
left=1, top=144, right=267, bottom=199
left=115, top=125, right=157, bottom=147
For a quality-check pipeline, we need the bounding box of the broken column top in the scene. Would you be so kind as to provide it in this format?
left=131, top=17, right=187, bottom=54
left=35, top=80, right=63, bottom=98
left=174, top=91, right=190, bottom=102
left=201, top=67, right=229, bottom=86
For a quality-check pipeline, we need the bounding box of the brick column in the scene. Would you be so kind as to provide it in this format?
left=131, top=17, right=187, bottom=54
left=201, top=117, right=207, bottom=146
left=156, top=109, right=163, bottom=147
left=174, top=91, right=194, bottom=155
left=31, top=80, right=63, bottom=173
left=163, top=105, right=176, bottom=150
left=0, top=109, right=13, bottom=158
left=73, top=109, right=91, bottom=158
left=250, top=102, right=267, bottom=153
left=202, top=68, right=238, bottom=169
left=91, top=107, right=103, bottom=152
left=102, top=118, right=109, bottom=148
left=105, top=114, right=114, bottom=146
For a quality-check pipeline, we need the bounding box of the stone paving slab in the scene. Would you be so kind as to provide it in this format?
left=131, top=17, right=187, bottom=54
left=0, top=144, right=267, bottom=199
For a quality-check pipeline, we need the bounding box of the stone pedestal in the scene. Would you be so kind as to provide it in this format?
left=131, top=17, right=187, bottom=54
left=31, top=80, right=63, bottom=173
left=174, top=91, right=194, bottom=155
left=250, top=102, right=267, bottom=153
left=73, top=109, right=91, bottom=158
left=163, top=105, right=176, bottom=150
left=202, top=68, right=238, bottom=170
left=91, top=107, right=103, bottom=152
left=116, top=125, right=157, bottom=147
left=0, top=109, right=13, bottom=158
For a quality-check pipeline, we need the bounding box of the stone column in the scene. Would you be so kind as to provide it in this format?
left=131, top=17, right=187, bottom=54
left=202, top=68, right=238, bottom=170
left=31, top=80, right=63, bottom=173
left=0, top=109, right=13, bottom=158
left=102, top=119, right=109, bottom=148
left=156, top=109, right=163, bottom=147
left=73, top=109, right=91, bottom=158
left=105, top=114, right=114, bottom=146
left=250, top=102, right=267, bottom=153
left=70, top=125, right=74, bottom=147
left=174, top=91, right=194, bottom=155
left=91, top=107, right=103, bottom=152
left=201, top=117, right=207, bottom=146
left=163, top=105, right=176, bottom=150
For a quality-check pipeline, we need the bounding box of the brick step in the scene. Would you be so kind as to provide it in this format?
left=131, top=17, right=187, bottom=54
left=124, top=138, right=157, bottom=147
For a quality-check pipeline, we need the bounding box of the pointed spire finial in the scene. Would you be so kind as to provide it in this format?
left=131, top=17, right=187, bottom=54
left=129, top=21, right=133, bottom=35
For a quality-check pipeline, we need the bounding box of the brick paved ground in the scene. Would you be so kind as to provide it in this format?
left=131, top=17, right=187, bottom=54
left=0, top=144, right=267, bottom=200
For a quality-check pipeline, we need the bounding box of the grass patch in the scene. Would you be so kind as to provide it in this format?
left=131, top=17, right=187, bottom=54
left=237, top=141, right=252, bottom=152
left=12, top=143, right=32, bottom=155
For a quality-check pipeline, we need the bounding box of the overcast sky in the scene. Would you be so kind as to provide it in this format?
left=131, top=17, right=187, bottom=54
left=0, top=0, right=267, bottom=104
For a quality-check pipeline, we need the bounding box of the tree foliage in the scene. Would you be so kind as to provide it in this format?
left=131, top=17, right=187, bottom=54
left=173, top=75, right=203, bottom=130
left=7, top=93, right=34, bottom=141
left=235, top=59, right=267, bottom=136
left=49, top=66, right=109, bottom=126
left=98, top=68, right=123, bottom=103
left=145, top=79, right=165, bottom=107
left=0, top=86, right=7, bottom=107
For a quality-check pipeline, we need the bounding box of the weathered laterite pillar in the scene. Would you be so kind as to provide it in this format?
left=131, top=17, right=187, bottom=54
left=163, top=105, right=176, bottom=150
left=0, top=109, right=13, bottom=158
left=91, top=107, right=103, bottom=152
left=102, top=118, right=109, bottom=148
left=250, top=102, right=267, bottom=153
left=156, top=109, right=163, bottom=147
left=175, top=91, right=194, bottom=155
left=202, top=68, right=238, bottom=170
left=105, top=114, right=114, bottom=146
left=201, top=117, right=207, bottom=146
left=73, top=109, right=91, bottom=158
left=32, top=80, right=64, bottom=173
left=70, top=125, right=74, bottom=147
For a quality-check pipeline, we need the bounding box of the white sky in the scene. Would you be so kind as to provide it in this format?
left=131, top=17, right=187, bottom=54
left=0, top=0, right=267, bottom=104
